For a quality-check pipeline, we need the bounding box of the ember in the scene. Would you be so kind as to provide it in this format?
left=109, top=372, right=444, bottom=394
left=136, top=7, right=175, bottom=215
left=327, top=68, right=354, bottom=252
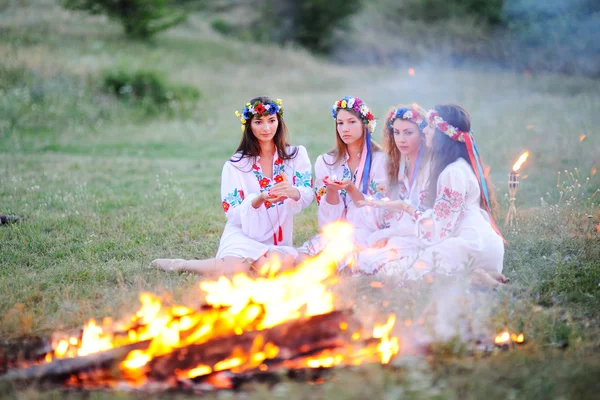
left=494, top=330, right=525, bottom=347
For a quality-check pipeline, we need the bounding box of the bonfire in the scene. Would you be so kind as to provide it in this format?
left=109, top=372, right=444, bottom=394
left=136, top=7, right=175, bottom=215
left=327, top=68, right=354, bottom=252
left=1, top=222, right=400, bottom=391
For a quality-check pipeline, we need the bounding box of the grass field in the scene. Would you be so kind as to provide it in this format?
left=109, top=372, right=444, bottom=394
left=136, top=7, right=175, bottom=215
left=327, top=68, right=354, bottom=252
left=1, top=1, right=600, bottom=398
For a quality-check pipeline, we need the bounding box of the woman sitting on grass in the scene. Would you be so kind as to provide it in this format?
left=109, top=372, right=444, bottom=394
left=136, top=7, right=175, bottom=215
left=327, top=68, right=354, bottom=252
left=152, top=96, right=314, bottom=277
left=355, top=104, right=432, bottom=247
left=358, top=104, right=508, bottom=286
left=297, top=96, right=387, bottom=260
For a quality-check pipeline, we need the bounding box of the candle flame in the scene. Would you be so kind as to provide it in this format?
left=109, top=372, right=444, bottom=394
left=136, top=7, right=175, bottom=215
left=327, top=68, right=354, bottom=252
left=512, top=152, right=529, bottom=172
left=579, top=134, right=586, bottom=142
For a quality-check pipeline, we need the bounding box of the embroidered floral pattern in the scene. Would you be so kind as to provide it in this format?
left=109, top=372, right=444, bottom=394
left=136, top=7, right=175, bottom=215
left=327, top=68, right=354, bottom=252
left=293, top=171, right=312, bottom=188
left=222, top=188, right=245, bottom=213
left=339, top=163, right=353, bottom=204
left=368, top=179, right=387, bottom=200
left=431, top=186, right=466, bottom=239
left=315, top=186, right=327, bottom=205
left=251, top=157, right=287, bottom=209
left=397, top=182, right=408, bottom=200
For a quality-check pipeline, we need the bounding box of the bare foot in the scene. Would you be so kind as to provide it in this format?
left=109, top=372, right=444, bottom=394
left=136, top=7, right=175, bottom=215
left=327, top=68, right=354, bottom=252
left=471, top=268, right=505, bottom=289
left=151, top=258, right=187, bottom=272
left=487, top=271, right=510, bottom=284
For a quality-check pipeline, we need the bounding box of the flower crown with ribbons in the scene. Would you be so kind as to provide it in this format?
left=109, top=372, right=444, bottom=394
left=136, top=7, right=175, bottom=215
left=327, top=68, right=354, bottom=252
left=331, top=96, right=376, bottom=194
left=388, top=107, right=427, bottom=131
left=332, top=96, right=376, bottom=133
left=426, top=109, right=469, bottom=142
left=426, top=108, right=507, bottom=244
left=235, top=99, right=283, bottom=132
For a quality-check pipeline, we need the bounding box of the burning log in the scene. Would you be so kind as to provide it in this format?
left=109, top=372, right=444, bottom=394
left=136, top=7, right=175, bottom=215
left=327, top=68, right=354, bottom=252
left=0, top=310, right=369, bottom=388
left=147, top=310, right=355, bottom=381
left=0, top=336, right=52, bottom=375
left=1, top=223, right=402, bottom=392
left=0, top=340, right=151, bottom=384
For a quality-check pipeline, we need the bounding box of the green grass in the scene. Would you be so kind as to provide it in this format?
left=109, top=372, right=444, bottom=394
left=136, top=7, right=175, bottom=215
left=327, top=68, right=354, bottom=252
left=0, top=1, right=599, bottom=398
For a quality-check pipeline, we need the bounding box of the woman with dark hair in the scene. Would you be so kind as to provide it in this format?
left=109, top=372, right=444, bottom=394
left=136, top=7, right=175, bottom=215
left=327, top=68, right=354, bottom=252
left=152, top=97, right=314, bottom=276
left=298, top=96, right=387, bottom=259
left=356, top=104, right=506, bottom=284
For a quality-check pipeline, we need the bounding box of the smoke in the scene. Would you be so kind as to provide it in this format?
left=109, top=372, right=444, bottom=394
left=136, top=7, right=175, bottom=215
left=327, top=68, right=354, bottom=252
left=334, top=0, right=600, bottom=77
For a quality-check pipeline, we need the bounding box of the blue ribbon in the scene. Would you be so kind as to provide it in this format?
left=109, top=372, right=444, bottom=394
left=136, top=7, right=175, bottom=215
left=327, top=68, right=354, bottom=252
left=361, top=132, right=372, bottom=194
left=469, top=134, right=491, bottom=208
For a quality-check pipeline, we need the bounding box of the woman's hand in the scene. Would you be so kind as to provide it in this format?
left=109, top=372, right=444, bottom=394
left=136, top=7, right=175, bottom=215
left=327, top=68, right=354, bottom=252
left=357, top=198, right=409, bottom=212
left=252, top=190, right=279, bottom=208
left=323, top=177, right=353, bottom=192
left=372, top=238, right=389, bottom=248
left=267, top=174, right=301, bottom=202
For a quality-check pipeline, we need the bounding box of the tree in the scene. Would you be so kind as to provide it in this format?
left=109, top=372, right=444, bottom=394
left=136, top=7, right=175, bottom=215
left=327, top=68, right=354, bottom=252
left=62, top=0, right=187, bottom=40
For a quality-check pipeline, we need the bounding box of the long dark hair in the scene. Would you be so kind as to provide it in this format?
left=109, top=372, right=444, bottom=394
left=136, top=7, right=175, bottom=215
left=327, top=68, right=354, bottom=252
left=326, top=108, right=382, bottom=167
left=231, top=96, right=298, bottom=163
left=424, top=104, right=497, bottom=214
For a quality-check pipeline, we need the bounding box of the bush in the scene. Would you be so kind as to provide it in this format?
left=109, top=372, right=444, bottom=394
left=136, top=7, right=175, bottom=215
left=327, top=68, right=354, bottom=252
left=62, top=0, right=186, bottom=39
left=251, top=0, right=363, bottom=53
left=292, top=0, right=363, bottom=53
left=211, top=18, right=233, bottom=36
left=102, top=69, right=200, bottom=115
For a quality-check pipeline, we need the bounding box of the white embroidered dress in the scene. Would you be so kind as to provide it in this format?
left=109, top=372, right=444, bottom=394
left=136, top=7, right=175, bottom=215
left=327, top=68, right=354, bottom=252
left=216, top=145, right=314, bottom=261
left=356, top=156, right=431, bottom=246
left=357, top=158, right=504, bottom=277
left=300, top=150, right=388, bottom=255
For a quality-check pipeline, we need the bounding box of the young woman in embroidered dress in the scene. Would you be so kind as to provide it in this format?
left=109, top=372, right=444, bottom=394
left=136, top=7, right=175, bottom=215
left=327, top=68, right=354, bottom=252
left=298, top=96, right=387, bottom=261
left=356, top=104, right=507, bottom=286
left=152, top=96, right=314, bottom=276
left=356, top=104, right=432, bottom=248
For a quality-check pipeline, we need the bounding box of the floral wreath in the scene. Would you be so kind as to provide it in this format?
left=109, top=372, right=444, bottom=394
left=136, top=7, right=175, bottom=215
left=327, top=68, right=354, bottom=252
left=387, top=107, right=427, bottom=131
left=235, top=99, right=283, bottom=132
left=331, top=96, right=376, bottom=132
left=426, top=109, right=470, bottom=142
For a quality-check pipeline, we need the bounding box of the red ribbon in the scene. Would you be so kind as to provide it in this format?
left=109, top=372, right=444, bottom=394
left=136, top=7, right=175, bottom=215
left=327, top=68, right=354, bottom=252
left=463, top=134, right=507, bottom=245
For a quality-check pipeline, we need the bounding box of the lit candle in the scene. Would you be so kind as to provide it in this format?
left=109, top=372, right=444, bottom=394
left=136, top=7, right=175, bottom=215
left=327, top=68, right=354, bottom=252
left=506, top=151, right=529, bottom=227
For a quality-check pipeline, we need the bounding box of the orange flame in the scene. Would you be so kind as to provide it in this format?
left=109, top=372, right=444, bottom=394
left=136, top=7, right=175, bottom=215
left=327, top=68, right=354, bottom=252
left=512, top=151, right=529, bottom=172
left=42, top=221, right=400, bottom=385
left=579, top=134, right=586, bottom=142
left=494, top=330, right=524, bottom=345
left=408, top=68, right=415, bottom=76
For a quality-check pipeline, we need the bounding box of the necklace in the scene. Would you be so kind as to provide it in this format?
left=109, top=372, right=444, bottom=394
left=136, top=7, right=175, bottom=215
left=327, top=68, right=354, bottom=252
left=265, top=199, right=283, bottom=245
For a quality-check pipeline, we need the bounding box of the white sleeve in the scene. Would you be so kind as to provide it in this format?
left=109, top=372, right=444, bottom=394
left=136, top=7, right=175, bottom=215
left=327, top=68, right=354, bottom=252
left=366, top=152, right=389, bottom=200
left=353, top=152, right=391, bottom=234
left=314, top=154, right=345, bottom=226
left=220, top=161, right=272, bottom=240
left=285, top=145, right=314, bottom=215
left=415, top=165, right=468, bottom=244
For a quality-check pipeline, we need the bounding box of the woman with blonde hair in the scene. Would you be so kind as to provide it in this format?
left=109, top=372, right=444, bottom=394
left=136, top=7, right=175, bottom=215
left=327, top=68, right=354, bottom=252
left=298, top=96, right=387, bottom=260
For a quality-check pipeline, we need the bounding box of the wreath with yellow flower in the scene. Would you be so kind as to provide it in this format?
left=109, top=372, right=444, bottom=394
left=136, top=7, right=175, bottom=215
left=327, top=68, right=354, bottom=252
left=331, top=96, right=376, bottom=132
left=235, top=99, right=283, bottom=132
